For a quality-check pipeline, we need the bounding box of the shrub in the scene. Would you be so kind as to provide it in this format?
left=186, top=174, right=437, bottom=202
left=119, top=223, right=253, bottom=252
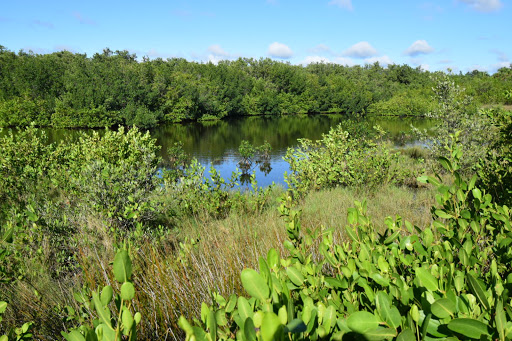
left=283, top=124, right=405, bottom=198
left=179, top=138, right=512, bottom=341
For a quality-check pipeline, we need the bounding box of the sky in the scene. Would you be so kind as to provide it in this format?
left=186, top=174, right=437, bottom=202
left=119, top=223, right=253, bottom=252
left=1, top=0, right=511, bottom=73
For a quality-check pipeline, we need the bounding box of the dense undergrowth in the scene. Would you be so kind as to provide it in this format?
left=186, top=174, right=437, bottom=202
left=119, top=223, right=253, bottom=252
left=1, top=74, right=512, bottom=340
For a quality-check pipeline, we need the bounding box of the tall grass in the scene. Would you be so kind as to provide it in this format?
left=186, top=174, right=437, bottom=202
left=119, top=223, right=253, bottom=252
left=2, top=184, right=434, bottom=340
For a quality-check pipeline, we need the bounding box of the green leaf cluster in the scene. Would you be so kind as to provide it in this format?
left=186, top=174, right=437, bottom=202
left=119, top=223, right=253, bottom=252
left=62, top=248, right=141, bottom=341
left=180, top=139, right=512, bottom=340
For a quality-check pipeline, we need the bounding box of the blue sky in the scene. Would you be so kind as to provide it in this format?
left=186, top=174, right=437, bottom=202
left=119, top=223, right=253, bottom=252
left=1, top=0, right=510, bottom=73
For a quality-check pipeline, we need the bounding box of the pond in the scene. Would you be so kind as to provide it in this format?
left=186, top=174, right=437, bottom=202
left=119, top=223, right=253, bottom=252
left=1, top=114, right=434, bottom=188
left=150, top=114, right=434, bottom=188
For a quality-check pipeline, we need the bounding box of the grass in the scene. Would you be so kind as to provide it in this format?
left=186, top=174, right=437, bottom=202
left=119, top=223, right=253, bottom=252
left=1, top=183, right=436, bottom=340
left=87, top=185, right=435, bottom=340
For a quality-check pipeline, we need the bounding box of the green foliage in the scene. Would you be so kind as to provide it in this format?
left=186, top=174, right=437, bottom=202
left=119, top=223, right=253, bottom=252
left=62, top=248, right=141, bottom=341
left=237, top=140, right=272, bottom=176
left=367, top=89, right=435, bottom=116
left=161, top=159, right=274, bottom=221
left=414, top=73, right=492, bottom=174
left=1, top=46, right=509, bottom=128
left=284, top=124, right=416, bottom=197
left=0, top=126, right=161, bottom=283
left=478, top=107, right=512, bottom=206
left=0, top=302, right=33, bottom=341
left=180, top=139, right=512, bottom=340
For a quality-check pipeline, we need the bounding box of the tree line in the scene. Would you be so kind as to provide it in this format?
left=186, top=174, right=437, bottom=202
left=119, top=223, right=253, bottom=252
left=0, top=45, right=511, bottom=128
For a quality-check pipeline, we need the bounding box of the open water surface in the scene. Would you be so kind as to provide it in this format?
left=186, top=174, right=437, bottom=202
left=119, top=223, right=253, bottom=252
left=1, top=114, right=434, bottom=188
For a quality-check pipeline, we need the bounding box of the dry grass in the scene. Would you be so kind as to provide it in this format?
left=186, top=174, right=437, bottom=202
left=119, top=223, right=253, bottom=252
left=2, top=184, right=436, bottom=340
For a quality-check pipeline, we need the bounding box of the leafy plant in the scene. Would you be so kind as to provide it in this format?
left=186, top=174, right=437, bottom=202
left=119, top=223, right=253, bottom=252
left=62, top=248, right=141, bottom=341
left=284, top=124, right=408, bottom=198
left=180, top=135, right=512, bottom=340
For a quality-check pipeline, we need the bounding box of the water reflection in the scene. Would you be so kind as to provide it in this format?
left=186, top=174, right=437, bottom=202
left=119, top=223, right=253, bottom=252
left=1, top=114, right=434, bottom=188
left=151, top=114, right=434, bottom=188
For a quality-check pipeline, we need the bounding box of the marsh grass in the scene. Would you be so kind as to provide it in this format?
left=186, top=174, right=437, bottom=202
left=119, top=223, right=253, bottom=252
left=1, top=184, right=435, bottom=340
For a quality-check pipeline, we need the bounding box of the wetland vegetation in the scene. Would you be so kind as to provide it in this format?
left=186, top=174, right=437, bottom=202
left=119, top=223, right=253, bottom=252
left=1, top=45, right=512, bottom=340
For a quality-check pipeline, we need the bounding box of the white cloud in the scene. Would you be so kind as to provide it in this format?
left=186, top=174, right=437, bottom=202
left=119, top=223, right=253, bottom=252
left=208, top=44, right=229, bottom=57
left=458, top=0, right=503, bottom=12
left=328, top=0, right=353, bottom=11
left=207, top=54, right=223, bottom=65
left=420, top=64, right=430, bottom=71
left=268, top=42, right=293, bottom=59
left=300, top=56, right=331, bottom=65
left=490, top=49, right=508, bottom=62
left=491, top=61, right=511, bottom=70
left=342, top=41, right=377, bottom=58
left=404, top=40, right=434, bottom=56
left=333, top=56, right=356, bottom=66
left=364, top=55, right=394, bottom=66
left=310, top=44, right=332, bottom=54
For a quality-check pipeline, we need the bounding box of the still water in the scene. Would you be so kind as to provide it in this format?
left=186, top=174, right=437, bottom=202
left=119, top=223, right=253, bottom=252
left=1, top=114, right=433, bottom=188
left=151, top=114, right=433, bottom=188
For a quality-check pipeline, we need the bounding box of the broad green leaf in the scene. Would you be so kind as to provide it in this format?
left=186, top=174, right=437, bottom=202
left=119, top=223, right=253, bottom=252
left=244, top=318, right=257, bottom=341
left=323, top=305, right=336, bottom=332
left=225, top=295, right=237, bottom=313
left=267, top=248, right=279, bottom=269
left=207, top=310, right=217, bottom=341
left=121, top=308, right=134, bottom=336
left=178, top=316, right=194, bottom=336
left=286, top=267, right=304, bottom=287
left=347, top=311, right=380, bottom=334
left=371, top=273, right=390, bottom=287
left=259, top=257, right=270, bottom=281
left=261, top=312, right=281, bottom=341
left=237, top=297, right=253, bottom=321
left=397, top=329, right=415, bottom=341
left=278, top=305, right=287, bottom=325
left=1, top=227, right=13, bottom=243
left=120, top=282, right=135, bottom=301
left=0, top=301, right=7, bottom=314
left=472, top=188, right=482, bottom=200
left=241, top=269, right=269, bottom=301
left=383, top=230, right=401, bottom=244
left=95, top=323, right=115, bottom=341
left=466, top=274, right=490, bottom=311
left=134, top=312, right=141, bottom=324
left=215, top=309, right=228, bottom=327
left=376, top=292, right=400, bottom=329
left=364, top=327, right=396, bottom=340
left=431, top=298, right=456, bottom=319
left=415, top=267, right=438, bottom=291
left=91, top=291, right=112, bottom=329
left=100, top=286, right=113, bottom=306
left=496, top=300, right=506, bottom=341
left=447, top=318, right=489, bottom=339
left=113, top=250, right=132, bottom=283
left=438, top=156, right=452, bottom=172
left=201, top=303, right=209, bottom=324
left=435, top=209, right=453, bottom=219
left=387, top=307, right=402, bottom=329
left=63, top=330, right=86, bottom=341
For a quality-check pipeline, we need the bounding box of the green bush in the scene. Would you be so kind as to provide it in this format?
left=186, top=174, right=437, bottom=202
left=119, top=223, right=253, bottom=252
left=367, top=91, right=434, bottom=116
left=478, top=107, right=512, bottom=206
left=283, top=124, right=407, bottom=197
left=179, top=138, right=512, bottom=341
